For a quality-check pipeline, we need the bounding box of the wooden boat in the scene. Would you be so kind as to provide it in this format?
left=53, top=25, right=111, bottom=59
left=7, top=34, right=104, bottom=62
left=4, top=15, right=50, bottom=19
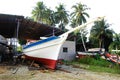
left=23, top=17, right=103, bottom=69
left=77, top=51, right=97, bottom=58
left=77, top=48, right=105, bottom=58
left=105, top=53, right=120, bottom=64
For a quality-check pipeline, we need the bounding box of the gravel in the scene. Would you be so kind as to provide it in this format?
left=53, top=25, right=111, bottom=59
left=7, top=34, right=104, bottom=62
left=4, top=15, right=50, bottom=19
left=0, top=64, right=120, bottom=80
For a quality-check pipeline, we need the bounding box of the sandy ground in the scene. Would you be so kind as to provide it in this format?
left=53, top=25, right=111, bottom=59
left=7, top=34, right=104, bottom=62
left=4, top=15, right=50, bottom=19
left=0, top=64, right=120, bottom=80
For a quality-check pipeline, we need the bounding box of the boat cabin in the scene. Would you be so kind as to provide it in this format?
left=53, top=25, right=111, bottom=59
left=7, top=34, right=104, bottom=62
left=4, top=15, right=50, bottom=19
left=58, top=41, right=76, bottom=61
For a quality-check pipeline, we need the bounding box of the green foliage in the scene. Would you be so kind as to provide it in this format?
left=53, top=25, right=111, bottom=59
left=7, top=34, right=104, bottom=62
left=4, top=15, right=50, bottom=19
left=31, top=2, right=46, bottom=22
left=70, top=2, right=90, bottom=51
left=65, top=56, right=120, bottom=74
left=89, top=19, right=113, bottom=50
left=77, top=56, right=111, bottom=67
left=88, top=65, right=120, bottom=74
left=109, top=33, right=120, bottom=54
left=70, top=2, right=90, bottom=26
left=19, top=39, right=27, bottom=45
left=31, top=2, right=69, bottom=31
left=55, top=4, right=69, bottom=30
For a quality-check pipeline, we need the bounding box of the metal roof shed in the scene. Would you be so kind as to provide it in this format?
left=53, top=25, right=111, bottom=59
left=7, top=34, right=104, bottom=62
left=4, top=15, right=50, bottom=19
left=0, top=14, right=63, bottom=40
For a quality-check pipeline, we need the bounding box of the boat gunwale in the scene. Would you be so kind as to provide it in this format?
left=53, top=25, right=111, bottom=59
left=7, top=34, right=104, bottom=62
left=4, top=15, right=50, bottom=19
left=23, top=36, right=59, bottom=49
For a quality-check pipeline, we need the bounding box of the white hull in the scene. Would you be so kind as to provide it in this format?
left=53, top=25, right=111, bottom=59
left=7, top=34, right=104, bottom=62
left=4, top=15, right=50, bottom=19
left=77, top=52, right=97, bottom=56
left=23, top=36, right=67, bottom=60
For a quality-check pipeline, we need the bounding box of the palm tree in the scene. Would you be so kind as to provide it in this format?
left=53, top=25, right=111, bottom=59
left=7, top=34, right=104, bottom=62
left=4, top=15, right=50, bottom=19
left=48, top=10, right=56, bottom=26
left=70, top=2, right=90, bottom=51
left=71, top=2, right=90, bottom=26
left=79, top=28, right=88, bottom=51
left=43, top=8, right=55, bottom=25
left=55, top=4, right=69, bottom=31
left=89, top=19, right=113, bottom=51
left=31, top=2, right=46, bottom=22
left=109, top=33, right=120, bottom=53
left=70, top=19, right=77, bottom=28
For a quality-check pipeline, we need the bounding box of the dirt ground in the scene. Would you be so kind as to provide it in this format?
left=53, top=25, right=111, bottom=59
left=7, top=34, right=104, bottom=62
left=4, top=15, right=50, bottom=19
left=0, top=64, right=120, bottom=80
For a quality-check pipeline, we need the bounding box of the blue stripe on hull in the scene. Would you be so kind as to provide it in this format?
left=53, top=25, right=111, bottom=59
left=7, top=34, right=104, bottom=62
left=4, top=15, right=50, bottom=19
left=23, top=36, right=59, bottom=49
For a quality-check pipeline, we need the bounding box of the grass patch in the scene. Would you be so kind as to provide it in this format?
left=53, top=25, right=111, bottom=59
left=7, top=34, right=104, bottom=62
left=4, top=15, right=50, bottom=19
left=63, top=56, right=120, bottom=74
left=88, top=65, right=120, bottom=74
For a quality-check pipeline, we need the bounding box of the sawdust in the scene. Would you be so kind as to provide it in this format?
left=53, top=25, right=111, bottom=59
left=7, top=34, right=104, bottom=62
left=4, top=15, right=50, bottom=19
left=0, top=66, right=7, bottom=74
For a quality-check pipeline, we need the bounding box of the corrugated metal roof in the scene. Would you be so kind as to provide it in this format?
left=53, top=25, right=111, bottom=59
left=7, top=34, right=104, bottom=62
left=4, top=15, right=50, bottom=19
left=0, top=14, right=63, bottom=40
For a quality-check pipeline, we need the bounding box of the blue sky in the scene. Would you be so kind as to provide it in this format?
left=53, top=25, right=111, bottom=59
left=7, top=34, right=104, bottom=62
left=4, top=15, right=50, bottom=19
left=0, top=0, right=119, bottom=33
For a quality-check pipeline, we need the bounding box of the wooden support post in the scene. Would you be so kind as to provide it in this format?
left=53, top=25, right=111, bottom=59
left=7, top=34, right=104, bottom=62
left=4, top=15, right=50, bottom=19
left=30, top=60, right=34, bottom=67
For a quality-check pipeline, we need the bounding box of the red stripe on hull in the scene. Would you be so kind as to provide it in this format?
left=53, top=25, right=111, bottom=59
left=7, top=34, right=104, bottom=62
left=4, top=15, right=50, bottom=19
left=24, top=55, right=57, bottom=69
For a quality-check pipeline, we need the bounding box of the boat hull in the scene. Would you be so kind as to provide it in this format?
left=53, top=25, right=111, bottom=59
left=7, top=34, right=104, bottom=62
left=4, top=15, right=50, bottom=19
left=77, top=52, right=97, bottom=58
left=105, top=53, right=120, bottom=64
left=24, top=55, right=57, bottom=69
left=23, top=36, right=67, bottom=69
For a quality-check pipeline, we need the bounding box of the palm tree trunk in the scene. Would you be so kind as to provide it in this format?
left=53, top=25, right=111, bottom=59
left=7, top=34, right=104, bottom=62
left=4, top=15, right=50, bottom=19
left=81, top=33, right=87, bottom=52
left=99, top=39, right=102, bottom=51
